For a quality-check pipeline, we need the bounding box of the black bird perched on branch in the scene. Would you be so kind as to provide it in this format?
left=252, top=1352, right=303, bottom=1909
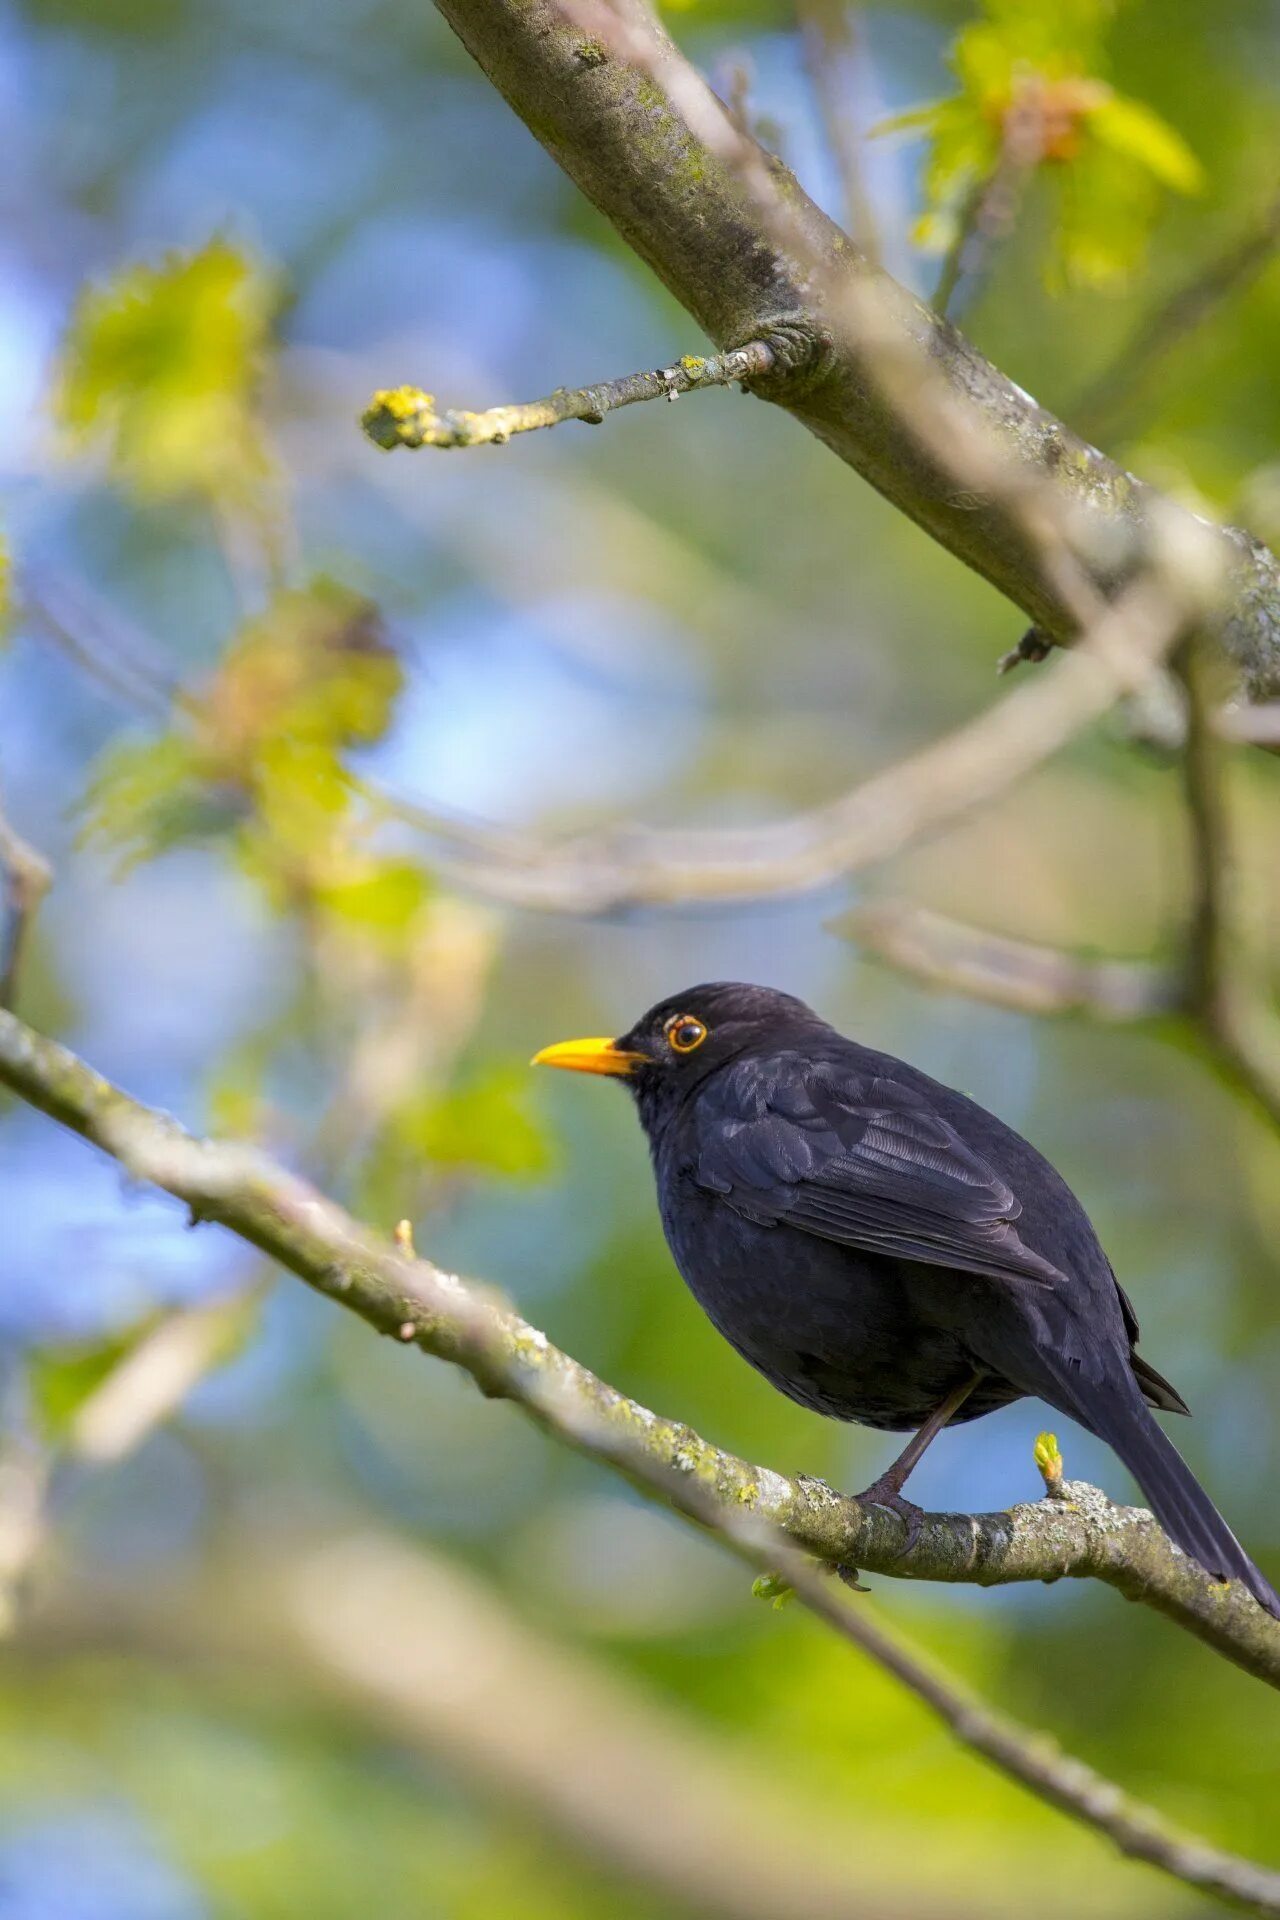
left=535, top=980, right=1280, bottom=1617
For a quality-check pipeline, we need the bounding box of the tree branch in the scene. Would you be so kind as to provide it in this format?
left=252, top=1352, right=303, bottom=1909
left=28, top=1529, right=1271, bottom=1920
left=26, top=561, right=1280, bottom=923
left=642, top=1465, right=1280, bottom=1917
left=423, top=0, right=1280, bottom=696
left=0, top=797, right=51, bottom=1009
left=794, top=0, right=881, bottom=263
left=1219, top=701, right=1280, bottom=747
left=1176, top=646, right=1280, bottom=1135
left=1074, top=194, right=1280, bottom=448
left=1, top=1004, right=1278, bottom=1689
left=843, top=893, right=1280, bottom=1138
left=362, top=342, right=776, bottom=449
left=840, top=901, right=1177, bottom=1022
left=369, top=564, right=1193, bottom=909
left=3, top=1007, right=1280, bottom=1908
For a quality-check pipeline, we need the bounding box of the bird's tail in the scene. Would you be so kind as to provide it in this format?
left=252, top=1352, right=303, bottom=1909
left=1076, top=1380, right=1279, bottom=1619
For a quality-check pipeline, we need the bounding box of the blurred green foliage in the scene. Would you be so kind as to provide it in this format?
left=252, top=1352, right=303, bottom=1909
left=27, top=1326, right=148, bottom=1441
left=82, top=577, right=406, bottom=898
left=55, top=240, right=279, bottom=504
left=881, top=0, right=1202, bottom=285
left=397, top=1065, right=553, bottom=1178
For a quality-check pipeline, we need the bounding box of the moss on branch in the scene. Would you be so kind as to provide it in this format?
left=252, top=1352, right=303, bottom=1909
left=2, top=1004, right=1279, bottom=1686
left=426, top=0, right=1280, bottom=696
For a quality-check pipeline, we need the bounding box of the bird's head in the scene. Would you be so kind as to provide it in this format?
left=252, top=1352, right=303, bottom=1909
left=532, top=981, right=823, bottom=1126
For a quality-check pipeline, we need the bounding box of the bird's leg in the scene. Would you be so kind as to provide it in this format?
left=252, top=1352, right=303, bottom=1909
left=854, top=1371, right=983, bottom=1554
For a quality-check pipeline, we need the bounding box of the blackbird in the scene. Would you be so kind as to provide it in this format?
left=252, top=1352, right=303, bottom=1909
left=535, top=980, right=1279, bottom=1616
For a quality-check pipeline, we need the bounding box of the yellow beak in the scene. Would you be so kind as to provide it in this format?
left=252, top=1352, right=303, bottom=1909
left=531, top=1036, right=643, bottom=1077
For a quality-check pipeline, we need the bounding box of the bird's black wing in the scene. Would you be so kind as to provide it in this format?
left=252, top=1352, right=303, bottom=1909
left=688, top=1053, right=1066, bottom=1289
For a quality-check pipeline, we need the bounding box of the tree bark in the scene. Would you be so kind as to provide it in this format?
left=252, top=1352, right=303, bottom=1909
left=3, top=1004, right=1279, bottom=1689
left=429, top=0, right=1280, bottom=695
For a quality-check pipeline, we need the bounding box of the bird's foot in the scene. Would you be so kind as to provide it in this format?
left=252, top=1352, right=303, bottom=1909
left=854, top=1478, right=926, bottom=1557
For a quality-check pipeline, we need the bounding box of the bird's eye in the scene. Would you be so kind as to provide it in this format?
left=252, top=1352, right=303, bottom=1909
left=666, top=1015, right=707, bottom=1054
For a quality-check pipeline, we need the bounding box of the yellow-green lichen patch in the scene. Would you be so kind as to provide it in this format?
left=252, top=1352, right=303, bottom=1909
left=361, top=386, right=436, bottom=450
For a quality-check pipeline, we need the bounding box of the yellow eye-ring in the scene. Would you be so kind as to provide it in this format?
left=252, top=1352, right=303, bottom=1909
left=666, top=1015, right=707, bottom=1054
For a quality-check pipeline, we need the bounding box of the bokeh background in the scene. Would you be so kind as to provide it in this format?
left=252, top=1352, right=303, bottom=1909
left=2, top=0, right=1280, bottom=1914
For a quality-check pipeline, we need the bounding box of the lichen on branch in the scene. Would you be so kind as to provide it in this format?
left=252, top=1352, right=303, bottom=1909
left=1, top=1003, right=1278, bottom=1690
left=426, top=0, right=1280, bottom=697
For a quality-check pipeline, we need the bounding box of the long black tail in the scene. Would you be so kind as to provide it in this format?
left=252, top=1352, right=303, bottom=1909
left=1079, top=1383, right=1279, bottom=1618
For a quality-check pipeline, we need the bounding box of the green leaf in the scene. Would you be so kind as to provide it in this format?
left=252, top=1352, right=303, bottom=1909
left=398, top=1066, right=553, bottom=1179
left=212, top=581, right=398, bottom=759
left=871, top=104, right=947, bottom=140
left=751, top=1572, right=796, bottom=1609
left=1086, top=92, right=1204, bottom=194
left=313, top=859, right=434, bottom=947
left=27, top=1329, right=150, bottom=1441
left=878, top=0, right=1202, bottom=287
left=79, top=731, right=237, bottom=869
left=54, top=238, right=280, bottom=504
left=1051, top=141, right=1162, bottom=287
left=77, top=582, right=400, bottom=896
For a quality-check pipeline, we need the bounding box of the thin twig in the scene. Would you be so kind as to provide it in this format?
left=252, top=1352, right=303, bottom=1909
left=25, top=570, right=1280, bottom=921
left=368, top=567, right=1193, bottom=910
left=836, top=658, right=1280, bottom=1139
left=0, top=795, right=51, bottom=1009
left=588, top=1419, right=1280, bottom=1917
left=1177, top=646, right=1280, bottom=1134
left=68, top=1290, right=258, bottom=1466
left=23, top=574, right=178, bottom=719
left=361, top=342, right=777, bottom=451
left=0, top=1428, right=50, bottom=1638
left=931, top=173, right=994, bottom=319
left=842, top=900, right=1177, bottom=1021
left=1, top=1004, right=1278, bottom=1686
left=1075, top=194, right=1280, bottom=446
left=26, top=561, right=1187, bottom=916
left=795, top=0, right=881, bottom=262
left=1218, top=702, right=1280, bottom=747
left=0, top=1288, right=256, bottom=1639
left=1179, top=643, right=1231, bottom=1024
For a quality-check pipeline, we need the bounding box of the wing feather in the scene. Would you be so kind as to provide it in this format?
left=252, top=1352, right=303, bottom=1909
left=689, top=1055, right=1064, bottom=1290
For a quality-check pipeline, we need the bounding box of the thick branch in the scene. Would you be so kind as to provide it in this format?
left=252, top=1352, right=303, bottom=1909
left=428, top=0, right=1280, bottom=695
left=1, top=1006, right=1278, bottom=1689
left=362, top=342, right=775, bottom=448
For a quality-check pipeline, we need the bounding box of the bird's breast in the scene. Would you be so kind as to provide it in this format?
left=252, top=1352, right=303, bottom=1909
left=653, top=1160, right=997, bottom=1427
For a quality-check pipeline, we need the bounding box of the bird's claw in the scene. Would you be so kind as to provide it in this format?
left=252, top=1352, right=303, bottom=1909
left=855, top=1479, right=926, bottom=1557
